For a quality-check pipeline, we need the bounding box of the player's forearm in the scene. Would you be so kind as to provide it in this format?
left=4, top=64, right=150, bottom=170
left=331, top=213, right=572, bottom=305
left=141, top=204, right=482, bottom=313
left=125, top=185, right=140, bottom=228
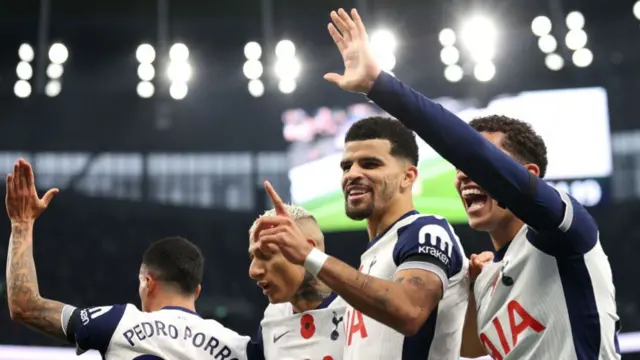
left=6, top=221, right=67, bottom=341
left=366, top=72, right=565, bottom=230
left=460, top=292, right=487, bottom=357
left=317, top=256, right=426, bottom=336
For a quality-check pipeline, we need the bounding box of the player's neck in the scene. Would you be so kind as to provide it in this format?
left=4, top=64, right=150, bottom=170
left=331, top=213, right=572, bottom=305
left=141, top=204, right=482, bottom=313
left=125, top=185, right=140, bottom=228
left=290, top=272, right=332, bottom=313
left=148, top=295, right=197, bottom=314
left=366, top=198, right=414, bottom=240
left=488, top=217, right=526, bottom=250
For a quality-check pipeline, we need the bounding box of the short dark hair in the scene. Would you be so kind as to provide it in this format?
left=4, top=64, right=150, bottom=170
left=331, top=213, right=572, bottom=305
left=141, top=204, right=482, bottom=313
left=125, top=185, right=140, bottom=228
left=469, top=115, right=548, bottom=178
left=345, top=116, right=419, bottom=165
left=142, top=236, right=204, bottom=295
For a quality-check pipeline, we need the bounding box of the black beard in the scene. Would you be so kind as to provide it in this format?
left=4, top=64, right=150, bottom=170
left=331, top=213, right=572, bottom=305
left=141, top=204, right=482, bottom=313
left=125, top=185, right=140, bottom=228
left=345, top=204, right=374, bottom=220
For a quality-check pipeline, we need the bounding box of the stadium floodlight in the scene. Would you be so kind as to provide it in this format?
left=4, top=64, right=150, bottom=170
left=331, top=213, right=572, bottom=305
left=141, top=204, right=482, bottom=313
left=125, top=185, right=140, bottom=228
left=16, top=61, right=33, bottom=80
left=248, top=79, right=264, bottom=98
left=137, top=63, right=155, bottom=81
left=18, top=44, right=34, bottom=62
left=136, top=44, right=156, bottom=64
left=545, top=53, right=564, bottom=71
left=14, top=80, right=31, bottom=98
left=169, top=43, right=189, bottom=62
left=136, top=81, right=155, bottom=98
left=538, top=35, right=558, bottom=54
left=167, top=62, right=192, bottom=83
left=473, top=61, right=496, bottom=82
left=531, top=16, right=552, bottom=36
left=274, top=57, right=301, bottom=80
left=440, top=46, right=460, bottom=66
left=565, top=11, right=585, bottom=30
left=244, top=41, right=262, bottom=60
left=438, top=28, right=456, bottom=47
left=371, top=29, right=397, bottom=54
left=278, top=79, right=297, bottom=94
left=444, top=64, right=463, bottom=82
left=634, top=1, right=640, bottom=20
left=46, top=63, right=64, bottom=79
left=169, top=82, right=188, bottom=100
left=243, top=60, right=264, bottom=80
left=572, top=48, right=593, bottom=67
left=565, top=29, right=588, bottom=51
left=44, top=80, right=61, bottom=97
left=460, top=15, right=497, bottom=63
left=370, top=29, right=397, bottom=72
left=275, top=40, right=296, bottom=59
left=48, top=43, right=69, bottom=64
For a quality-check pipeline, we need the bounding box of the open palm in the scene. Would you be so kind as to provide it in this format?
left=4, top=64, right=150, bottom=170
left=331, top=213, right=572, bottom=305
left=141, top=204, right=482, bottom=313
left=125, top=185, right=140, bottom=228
left=324, top=8, right=381, bottom=94
left=5, top=159, right=58, bottom=223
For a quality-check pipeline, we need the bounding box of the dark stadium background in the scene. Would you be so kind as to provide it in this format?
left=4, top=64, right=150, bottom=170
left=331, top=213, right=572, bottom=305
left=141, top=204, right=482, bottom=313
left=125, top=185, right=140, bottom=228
left=0, top=0, right=639, bottom=358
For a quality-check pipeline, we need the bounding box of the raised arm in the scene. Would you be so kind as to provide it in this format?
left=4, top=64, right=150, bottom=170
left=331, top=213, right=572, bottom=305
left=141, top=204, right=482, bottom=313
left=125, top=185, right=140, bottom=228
left=366, top=72, right=565, bottom=231
left=5, top=159, right=70, bottom=341
left=324, top=8, right=566, bottom=232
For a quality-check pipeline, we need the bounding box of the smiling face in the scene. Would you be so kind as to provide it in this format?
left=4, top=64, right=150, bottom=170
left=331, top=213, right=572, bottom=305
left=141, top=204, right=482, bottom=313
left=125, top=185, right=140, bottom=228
left=340, top=139, right=416, bottom=220
left=454, top=131, right=540, bottom=231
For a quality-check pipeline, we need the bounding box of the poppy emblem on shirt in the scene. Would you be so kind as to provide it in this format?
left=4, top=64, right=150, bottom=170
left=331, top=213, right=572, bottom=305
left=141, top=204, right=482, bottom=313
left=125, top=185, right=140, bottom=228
left=300, top=314, right=316, bottom=339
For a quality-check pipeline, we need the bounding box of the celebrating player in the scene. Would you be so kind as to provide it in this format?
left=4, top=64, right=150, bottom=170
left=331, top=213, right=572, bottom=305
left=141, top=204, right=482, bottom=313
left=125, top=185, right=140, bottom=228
left=323, top=8, right=620, bottom=359
left=256, top=119, right=469, bottom=359
left=249, top=204, right=346, bottom=360
left=5, top=159, right=259, bottom=359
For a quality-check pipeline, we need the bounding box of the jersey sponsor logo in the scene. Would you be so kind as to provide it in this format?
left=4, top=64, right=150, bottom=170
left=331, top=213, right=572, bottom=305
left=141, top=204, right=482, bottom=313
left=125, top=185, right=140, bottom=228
left=417, top=224, right=452, bottom=265
left=345, top=309, right=368, bottom=346
left=273, top=330, right=290, bottom=343
left=479, top=300, right=546, bottom=359
left=80, top=306, right=113, bottom=325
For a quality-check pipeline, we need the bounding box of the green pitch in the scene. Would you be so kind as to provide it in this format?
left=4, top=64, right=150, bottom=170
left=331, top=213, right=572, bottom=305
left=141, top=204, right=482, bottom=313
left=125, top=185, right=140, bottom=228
left=299, top=158, right=468, bottom=232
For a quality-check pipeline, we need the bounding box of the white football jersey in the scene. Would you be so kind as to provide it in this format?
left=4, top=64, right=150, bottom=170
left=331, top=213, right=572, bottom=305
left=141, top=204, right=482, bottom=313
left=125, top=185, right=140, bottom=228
left=474, top=191, right=621, bottom=359
left=343, top=211, right=469, bottom=360
left=65, top=304, right=256, bottom=360
left=258, top=293, right=347, bottom=360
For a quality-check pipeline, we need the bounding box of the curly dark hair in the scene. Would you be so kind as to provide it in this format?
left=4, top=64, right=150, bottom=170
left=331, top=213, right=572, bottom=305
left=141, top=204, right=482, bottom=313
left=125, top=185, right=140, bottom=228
left=142, top=236, right=204, bottom=295
left=469, top=115, right=548, bottom=178
left=345, top=116, right=419, bottom=165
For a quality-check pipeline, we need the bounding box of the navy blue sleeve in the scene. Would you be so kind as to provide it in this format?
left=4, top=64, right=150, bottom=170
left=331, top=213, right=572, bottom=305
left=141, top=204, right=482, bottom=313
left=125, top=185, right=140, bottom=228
left=69, top=304, right=127, bottom=355
left=246, top=325, right=266, bottom=360
left=392, top=216, right=464, bottom=283
left=367, top=72, right=563, bottom=231
left=367, top=72, right=596, bottom=253
left=526, top=191, right=599, bottom=256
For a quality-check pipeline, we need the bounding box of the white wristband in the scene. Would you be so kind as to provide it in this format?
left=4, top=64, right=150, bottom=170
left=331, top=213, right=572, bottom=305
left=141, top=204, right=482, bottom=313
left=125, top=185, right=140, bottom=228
left=304, top=248, right=329, bottom=277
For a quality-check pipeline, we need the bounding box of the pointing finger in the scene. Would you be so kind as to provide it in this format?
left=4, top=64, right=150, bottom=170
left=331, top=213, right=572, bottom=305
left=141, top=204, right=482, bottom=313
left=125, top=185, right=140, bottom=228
left=264, top=180, right=288, bottom=217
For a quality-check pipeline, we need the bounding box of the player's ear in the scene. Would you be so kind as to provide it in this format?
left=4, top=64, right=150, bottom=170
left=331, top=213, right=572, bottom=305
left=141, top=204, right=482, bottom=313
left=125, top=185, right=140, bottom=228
left=194, top=284, right=202, bottom=301
left=402, top=164, right=418, bottom=190
left=524, top=163, right=540, bottom=177
left=306, top=239, right=317, bottom=248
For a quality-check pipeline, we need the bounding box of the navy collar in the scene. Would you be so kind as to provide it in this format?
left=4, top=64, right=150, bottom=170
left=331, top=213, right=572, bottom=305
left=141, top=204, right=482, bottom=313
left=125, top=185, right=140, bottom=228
left=162, top=306, right=201, bottom=317
left=367, top=210, right=419, bottom=250
left=493, top=241, right=512, bottom=262
left=315, top=292, right=338, bottom=310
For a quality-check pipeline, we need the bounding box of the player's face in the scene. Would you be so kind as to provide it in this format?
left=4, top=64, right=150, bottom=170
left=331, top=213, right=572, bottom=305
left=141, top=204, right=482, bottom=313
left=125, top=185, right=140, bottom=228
left=455, top=131, right=516, bottom=231
left=248, top=240, right=306, bottom=304
left=341, top=139, right=406, bottom=220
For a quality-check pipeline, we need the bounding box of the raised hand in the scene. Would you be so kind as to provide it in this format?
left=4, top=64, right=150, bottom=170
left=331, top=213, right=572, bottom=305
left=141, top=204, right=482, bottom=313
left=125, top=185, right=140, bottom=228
left=255, top=181, right=313, bottom=265
left=5, top=159, right=58, bottom=224
left=324, top=8, right=381, bottom=94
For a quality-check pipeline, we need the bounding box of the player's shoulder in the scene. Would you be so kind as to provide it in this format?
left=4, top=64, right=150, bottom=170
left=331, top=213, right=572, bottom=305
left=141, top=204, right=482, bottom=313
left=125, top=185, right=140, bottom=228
left=397, top=213, right=455, bottom=231
left=394, top=212, right=463, bottom=252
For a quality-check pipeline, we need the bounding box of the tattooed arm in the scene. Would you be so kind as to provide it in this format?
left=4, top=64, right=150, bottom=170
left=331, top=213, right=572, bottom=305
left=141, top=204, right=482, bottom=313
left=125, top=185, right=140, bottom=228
left=6, top=221, right=71, bottom=342
left=317, top=258, right=442, bottom=335
left=5, top=159, right=70, bottom=342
